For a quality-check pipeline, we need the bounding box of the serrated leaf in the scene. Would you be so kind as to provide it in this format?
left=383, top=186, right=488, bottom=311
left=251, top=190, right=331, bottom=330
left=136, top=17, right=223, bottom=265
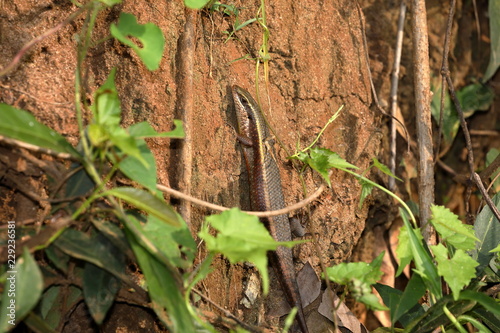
left=471, top=192, right=500, bottom=274
left=430, top=205, right=479, bottom=250
left=483, top=0, right=500, bottom=81
left=110, top=13, right=165, bottom=70
left=0, top=104, right=80, bottom=159
left=128, top=120, right=185, bottom=139
left=372, top=158, right=402, bottom=181
left=199, top=208, right=303, bottom=295
left=126, top=231, right=197, bottom=332
left=304, top=147, right=357, bottom=186
left=325, top=252, right=384, bottom=286
left=325, top=253, right=387, bottom=311
left=102, top=187, right=181, bottom=226
left=0, top=248, right=43, bottom=331
left=359, top=179, right=374, bottom=209
left=83, top=263, right=120, bottom=324
left=431, top=244, right=478, bottom=300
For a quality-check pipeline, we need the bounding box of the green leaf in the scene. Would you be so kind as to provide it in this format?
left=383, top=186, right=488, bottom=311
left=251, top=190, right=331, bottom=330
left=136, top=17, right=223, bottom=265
left=398, top=208, right=442, bottom=298
left=22, top=313, right=58, bottom=333
left=483, top=0, right=500, bottom=81
left=83, top=263, right=120, bottom=324
left=199, top=208, right=303, bottom=295
left=0, top=104, right=80, bottom=159
left=109, top=126, right=147, bottom=167
left=372, top=158, right=402, bottom=181
left=459, top=290, right=500, bottom=316
left=358, top=293, right=389, bottom=311
left=358, top=179, right=374, bottom=209
left=184, top=0, right=211, bottom=9
left=45, top=245, right=70, bottom=272
left=65, top=163, right=95, bottom=197
left=103, top=187, right=181, bottom=226
left=110, top=13, right=165, bottom=70
left=54, top=229, right=128, bottom=282
left=375, top=274, right=426, bottom=327
left=142, top=215, right=196, bottom=268
left=431, top=82, right=459, bottom=148
left=98, top=0, right=121, bottom=5
left=38, top=285, right=81, bottom=330
left=403, top=294, right=476, bottom=332
left=470, top=307, right=500, bottom=332
left=0, top=248, right=43, bottom=331
left=325, top=252, right=388, bottom=311
left=125, top=230, right=197, bottom=332
left=118, top=139, right=157, bottom=192
left=128, top=120, right=185, bottom=139
left=431, top=82, right=493, bottom=148
left=90, top=218, right=132, bottom=258
left=91, top=68, right=121, bottom=128
left=325, top=252, right=384, bottom=286
left=395, top=225, right=423, bottom=277
left=472, top=192, right=500, bottom=274
left=299, top=147, right=357, bottom=186
left=430, top=205, right=479, bottom=251
left=457, top=83, right=494, bottom=116
left=431, top=244, right=478, bottom=300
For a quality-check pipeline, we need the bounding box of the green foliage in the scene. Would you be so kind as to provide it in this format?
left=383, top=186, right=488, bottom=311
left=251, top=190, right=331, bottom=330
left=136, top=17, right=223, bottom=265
left=295, top=147, right=357, bottom=187
left=0, top=1, right=498, bottom=332
left=199, top=208, right=304, bottom=295
left=429, top=205, right=479, bottom=251
left=0, top=103, right=81, bottom=159
left=110, top=13, right=165, bottom=70
left=431, top=244, right=478, bottom=300
left=325, top=253, right=388, bottom=311
left=486, top=149, right=500, bottom=192
left=483, top=0, right=500, bottom=81
left=431, top=82, right=494, bottom=148
left=471, top=192, right=500, bottom=274
left=375, top=274, right=426, bottom=327
left=0, top=249, right=43, bottom=331
left=101, top=187, right=181, bottom=226
left=126, top=231, right=197, bottom=332
left=184, top=0, right=211, bottom=10
left=83, top=263, right=120, bottom=324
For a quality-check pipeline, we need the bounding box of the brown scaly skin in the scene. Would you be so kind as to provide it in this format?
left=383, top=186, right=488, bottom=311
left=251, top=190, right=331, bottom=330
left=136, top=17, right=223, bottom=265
left=232, top=85, right=309, bottom=333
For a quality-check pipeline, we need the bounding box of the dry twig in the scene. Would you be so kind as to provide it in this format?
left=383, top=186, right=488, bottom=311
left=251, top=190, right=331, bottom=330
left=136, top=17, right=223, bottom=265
left=411, top=0, right=436, bottom=245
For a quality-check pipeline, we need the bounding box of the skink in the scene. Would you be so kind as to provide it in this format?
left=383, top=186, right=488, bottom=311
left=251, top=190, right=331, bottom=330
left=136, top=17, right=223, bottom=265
left=232, top=85, right=309, bottom=333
